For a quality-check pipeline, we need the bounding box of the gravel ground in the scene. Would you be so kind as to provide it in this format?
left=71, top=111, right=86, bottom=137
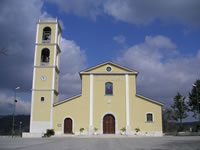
left=0, top=136, right=200, bottom=150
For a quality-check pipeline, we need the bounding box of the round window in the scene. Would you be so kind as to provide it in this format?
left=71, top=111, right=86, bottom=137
left=106, top=66, right=112, bottom=72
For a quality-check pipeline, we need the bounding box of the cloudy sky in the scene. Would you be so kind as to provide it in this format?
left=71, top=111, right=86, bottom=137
left=0, top=0, right=200, bottom=119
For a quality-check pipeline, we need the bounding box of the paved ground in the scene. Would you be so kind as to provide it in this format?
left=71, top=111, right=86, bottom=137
left=0, top=136, right=200, bottom=150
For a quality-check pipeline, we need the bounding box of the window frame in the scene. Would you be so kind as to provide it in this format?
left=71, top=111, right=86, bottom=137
left=145, top=112, right=154, bottom=122
left=105, top=82, right=113, bottom=95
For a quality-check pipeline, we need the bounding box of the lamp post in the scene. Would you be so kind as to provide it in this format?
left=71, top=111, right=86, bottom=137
left=192, top=84, right=200, bottom=123
left=12, top=87, right=20, bottom=138
left=19, top=121, right=22, bottom=137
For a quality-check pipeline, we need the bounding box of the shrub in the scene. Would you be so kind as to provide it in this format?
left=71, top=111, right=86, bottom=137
left=80, top=128, right=84, bottom=132
left=43, top=129, right=55, bottom=137
left=120, top=127, right=126, bottom=132
left=135, top=128, right=140, bottom=133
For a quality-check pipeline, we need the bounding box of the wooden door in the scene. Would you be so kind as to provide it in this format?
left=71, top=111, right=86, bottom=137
left=103, top=114, right=115, bottom=134
left=64, top=118, right=72, bottom=134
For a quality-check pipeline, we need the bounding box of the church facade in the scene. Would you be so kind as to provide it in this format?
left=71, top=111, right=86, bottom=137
left=25, top=18, right=163, bottom=137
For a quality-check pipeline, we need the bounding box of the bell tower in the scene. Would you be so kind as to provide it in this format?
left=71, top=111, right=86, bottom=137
left=30, top=18, right=62, bottom=133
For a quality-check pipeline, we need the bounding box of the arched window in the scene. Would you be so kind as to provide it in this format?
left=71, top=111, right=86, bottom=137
left=105, top=82, right=113, bottom=95
left=41, top=48, right=50, bottom=63
left=42, top=27, right=51, bottom=42
left=146, top=113, right=153, bottom=122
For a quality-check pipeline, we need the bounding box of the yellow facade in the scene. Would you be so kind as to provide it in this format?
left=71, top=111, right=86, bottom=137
left=29, top=18, right=163, bottom=137
left=53, top=62, right=163, bottom=136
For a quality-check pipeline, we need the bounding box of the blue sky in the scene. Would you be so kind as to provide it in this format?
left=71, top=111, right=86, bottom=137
left=0, top=0, right=200, bottom=121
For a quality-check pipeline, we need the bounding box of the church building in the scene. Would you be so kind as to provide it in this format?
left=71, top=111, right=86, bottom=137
left=24, top=18, right=163, bottom=137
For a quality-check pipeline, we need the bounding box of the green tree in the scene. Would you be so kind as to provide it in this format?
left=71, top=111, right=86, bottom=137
left=171, top=92, right=188, bottom=130
left=188, top=80, right=200, bottom=120
left=162, top=107, right=176, bottom=132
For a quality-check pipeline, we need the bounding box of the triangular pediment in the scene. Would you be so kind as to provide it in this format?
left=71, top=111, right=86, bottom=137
left=80, top=61, right=138, bottom=74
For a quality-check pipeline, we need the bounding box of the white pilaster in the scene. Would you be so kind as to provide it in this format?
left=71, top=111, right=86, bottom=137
left=55, top=23, right=58, bottom=43
left=125, top=74, right=130, bottom=133
left=30, top=23, right=39, bottom=132
left=89, top=74, right=94, bottom=133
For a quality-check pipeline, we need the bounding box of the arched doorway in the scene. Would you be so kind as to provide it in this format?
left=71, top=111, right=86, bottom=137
left=103, top=114, right=115, bottom=134
left=64, top=118, right=72, bottom=134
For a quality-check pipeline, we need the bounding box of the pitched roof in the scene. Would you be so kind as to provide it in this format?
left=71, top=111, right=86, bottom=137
left=80, top=61, right=138, bottom=75
left=136, top=94, right=164, bottom=106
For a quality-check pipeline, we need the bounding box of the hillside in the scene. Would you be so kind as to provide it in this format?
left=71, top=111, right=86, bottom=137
left=0, top=115, right=30, bottom=135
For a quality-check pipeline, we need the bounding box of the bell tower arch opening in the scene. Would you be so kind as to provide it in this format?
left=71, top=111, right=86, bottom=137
left=42, top=27, right=51, bottom=42
left=41, top=48, right=50, bottom=64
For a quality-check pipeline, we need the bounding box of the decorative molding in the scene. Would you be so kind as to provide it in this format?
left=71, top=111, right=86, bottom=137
left=32, top=89, right=55, bottom=91
left=34, top=65, right=56, bottom=68
left=55, top=23, right=58, bottom=44
left=80, top=61, right=138, bottom=74
left=35, top=43, right=61, bottom=53
left=54, top=94, right=81, bottom=106
left=89, top=74, right=94, bottom=127
left=35, top=24, right=39, bottom=44
left=105, top=65, right=112, bottom=72
left=136, top=94, right=164, bottom=106
left=50, top=91, right=54, bottom=129
left=125, top=74, right=130, bottom=128
left=30, top=91, right=35, bottom=131
left=80, top=72, right=137, bottom=75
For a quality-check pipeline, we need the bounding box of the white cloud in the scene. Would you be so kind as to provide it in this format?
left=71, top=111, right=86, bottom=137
left=103, top=0, right=200, bottom=25
left=48, top=0, right=200, bottom=26
left=113, top=35, right=126, bottom=44
left=59, top=38, right=88, bottom=100
left=0, top=92, right=30, bottom=115
left=116, top=35, right=200, bottom=106
left=47, top=0, right=103, bottom=20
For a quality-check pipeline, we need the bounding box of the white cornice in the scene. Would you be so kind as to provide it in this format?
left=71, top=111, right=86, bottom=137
left=80, top=61, right=138, bottom=74
left=54, top=94, right=82, bottom=106
left=80, top=72, right=138, bottom=75
left=136, top=94, right=164, bottom=106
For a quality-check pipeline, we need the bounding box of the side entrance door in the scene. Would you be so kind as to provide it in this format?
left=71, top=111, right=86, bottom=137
left=64, top=118, right=72, bottom=134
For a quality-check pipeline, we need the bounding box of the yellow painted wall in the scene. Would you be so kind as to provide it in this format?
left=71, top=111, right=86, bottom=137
left=34, top=68, right=53, bottom=89
left=53, top=75, right=90, bottom=133
left=53, top=96, right=90, bottom=133
left=32, top=91, right=52, bottom=121
left=93, top=74, right=126, bottom=131
left=132, top=96, right=163, bottom=132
